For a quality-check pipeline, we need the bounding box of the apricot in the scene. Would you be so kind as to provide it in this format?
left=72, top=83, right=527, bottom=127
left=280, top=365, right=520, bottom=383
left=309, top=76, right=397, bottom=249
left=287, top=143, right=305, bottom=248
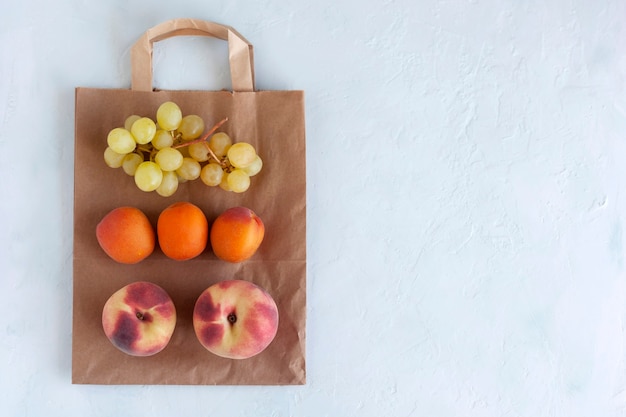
left=157, top=202, right=208, bottom=260
left=210, top=207, right=264, bottom=263
left=96, top=206, right=155, bottom=264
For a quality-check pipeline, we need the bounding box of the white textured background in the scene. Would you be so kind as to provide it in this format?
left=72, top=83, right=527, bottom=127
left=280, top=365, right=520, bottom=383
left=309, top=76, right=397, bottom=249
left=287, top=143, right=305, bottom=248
left=2, top=0, right=626, bottom=415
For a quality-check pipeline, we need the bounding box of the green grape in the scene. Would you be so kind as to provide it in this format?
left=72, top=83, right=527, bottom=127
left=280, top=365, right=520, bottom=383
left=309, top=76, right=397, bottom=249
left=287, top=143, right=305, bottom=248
left=177, top=115, right=205, bottom=140
left=122, top=152, right=144, bottom=176
left=131, top=117, right=157, bottom=145
left=219, top=172, right=231, bottom=191
left=104, top=146, right=126, bottom=168
left=156, top=101, right=182, bottom=131
left=175, top=157, right=201, bottom=181
left=242, top=155, right=263, bottom=177
left=227, top=169, right=250, bottom=193
left=155, top=147, right=184, bottom=171
left=208, top=132, right=232, bottom=158
left=134, top=161, right=163, bottom=192
left=152, top=129, right=174, bottom=150
left=156, top=170, right=179, bottom=197
left=227, top=142, right=257, bottom=168
left=124, top=115, right=141, bottom=131
left=107, top=128, right=136, bottom=154
left=200, top=162, right=224, bottom=186
left=188, top=142, right=210, bottom=162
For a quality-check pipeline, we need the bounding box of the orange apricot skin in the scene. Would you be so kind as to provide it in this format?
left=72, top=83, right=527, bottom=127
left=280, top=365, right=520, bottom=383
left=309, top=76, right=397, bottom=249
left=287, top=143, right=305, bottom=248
left=157, top=202, right=208, bottom=261
left=210, top=207, right=265, bottom=263
left=96, top=207, right=155, bottom=264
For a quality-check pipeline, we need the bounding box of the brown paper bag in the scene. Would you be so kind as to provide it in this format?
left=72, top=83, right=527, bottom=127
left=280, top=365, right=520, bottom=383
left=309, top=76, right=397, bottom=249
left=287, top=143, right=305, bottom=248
left=72, top=19, right=306, bottom=385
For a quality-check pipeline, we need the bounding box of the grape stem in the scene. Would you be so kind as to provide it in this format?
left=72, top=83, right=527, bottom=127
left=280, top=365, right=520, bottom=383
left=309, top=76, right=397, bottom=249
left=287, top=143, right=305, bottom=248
left=172, top=117, right=228, bottom=150
left=137, top=144, right=157, bottom=161
left=203, top=141, right=223, bottom=166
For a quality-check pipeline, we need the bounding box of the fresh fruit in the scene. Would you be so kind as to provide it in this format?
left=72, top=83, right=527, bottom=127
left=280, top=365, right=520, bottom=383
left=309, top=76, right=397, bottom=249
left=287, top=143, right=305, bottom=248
left=152, top=129, right=174, bottom=150
left=104, top=147, right=126, bottom=168
left=102, top=101, right=262, bottom=195
left=156, top=101, right=183, bottom=131
left=200, top=162, right=224, bottom=186
left=188, top=142, right=210, bottom=162
left=219, top=173, right=232, bottom=191
left=175, top=157, right=201, bottom=181
left=96, top=206, right=155, bottom=264
left=154, top=147, right=184, bottom=172
left=156, top=170, right=179, bottom=197
left=208, top=132, right=232, bottom=158
left=227, top=142, right=257, bottom=168
left=210, top=207, right=264, bottom=263
left=134, top=161, right=163, bottom=192
left=102, top=281, right=177, bottom=357
left=107, top=128, right=136, bottom=154
left=122, top=152, right=144, bottom=176
left=242, top=155, right=263, bottom=177
left=177, top=114, right=205, bottom=140
left=193, top=280, right=279, bottom=359
left=226, top=169, right=250, bottom=193
left=130, top=117, right=157, bottom=144
left=124, top=114, right=141, bottom=131
left=157, top=202, right=208, bottom=261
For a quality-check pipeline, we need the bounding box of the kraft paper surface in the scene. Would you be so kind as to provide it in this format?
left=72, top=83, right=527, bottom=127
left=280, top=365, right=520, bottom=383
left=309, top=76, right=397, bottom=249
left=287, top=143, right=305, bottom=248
left=72, top=19, right=306, bottom=386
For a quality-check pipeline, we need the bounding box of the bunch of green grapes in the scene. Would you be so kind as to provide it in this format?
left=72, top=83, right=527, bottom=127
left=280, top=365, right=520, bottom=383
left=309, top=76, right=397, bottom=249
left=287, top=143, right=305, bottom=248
left=103, top=101, right=262, bottom=196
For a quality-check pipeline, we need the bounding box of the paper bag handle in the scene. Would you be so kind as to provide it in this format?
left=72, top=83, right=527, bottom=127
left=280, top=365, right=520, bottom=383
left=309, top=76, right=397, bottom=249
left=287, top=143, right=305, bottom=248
left=131, top=18, right=255, bottom=92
